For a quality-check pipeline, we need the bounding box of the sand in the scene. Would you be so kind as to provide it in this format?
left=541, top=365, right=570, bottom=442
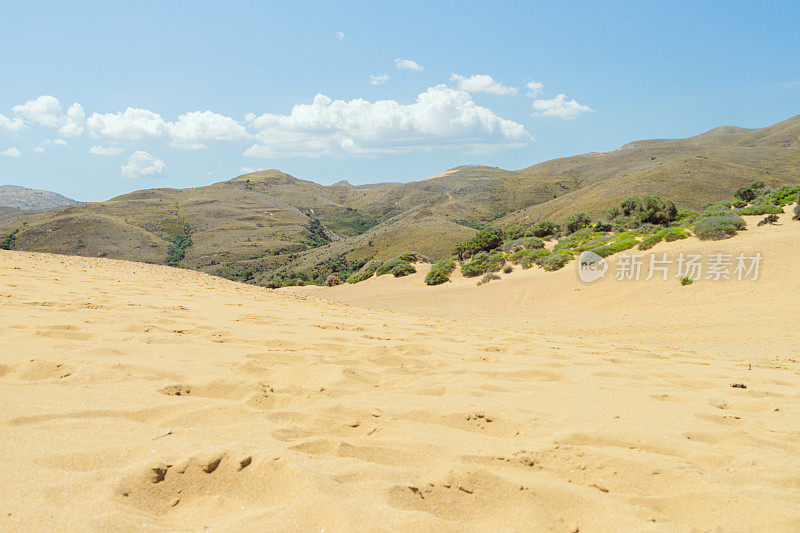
left=2, top=210, right=800, bottom=531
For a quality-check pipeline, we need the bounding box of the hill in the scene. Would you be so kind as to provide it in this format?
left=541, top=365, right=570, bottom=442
left=0, top=113, right=798, bottom=284
left=0, top=185, right=78, bottom=210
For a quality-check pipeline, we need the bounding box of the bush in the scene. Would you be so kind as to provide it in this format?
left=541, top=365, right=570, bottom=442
left=425, top=259, right=456, bottom=285
left=263, top=280, right=282, bottom=289
left=638, top=232, right=663, bottom=251
left=390, top=261, right=416, bottom=277
left=757, top=214, right=780, bottom=226
left=565, top=212, right=592, bottom=234
left=530, top=220, right=559, bottom=238
left=680, top=276, right=694, bottom=286
left=398, top=251, right=429, bottom=263
left=503, top=224, right=527, bottom=241
left=461, top=251, right=506, bottom=277
left=768, top=185, right=800, bottom=206
left=736, top=204, right=784, bottom=216
left=590, top=239, right=637, bottom=258
left=454, top=227, right=503, bottom=259
left=347, top=260, right=383, bottom=283
left=794, top=193, right=800, bottom=220
left=693, top=214, right=746, bottom=240
left=502, top=265, right=513, bottom=274
left=501, top=236, right=544, bottom=252
left=637, top=196, right=678, bottom=225
left=477, top=273, right=501, bottom=286
left=663, top=227, right=689, bottom=242
left=376, top=258, right=404, bottom=276
left=620, top=197, right=643, bottom=217
left=594, top=220, right=614, bottom=232
left=732, top=199, right=748, bottom=208
left=0, top=231, right=17, bottom=250
left=735, top=185, right=756, bottom=203
left=542, top=251, right=572, bottom=271
left=325, top=275, right=343, bottom=286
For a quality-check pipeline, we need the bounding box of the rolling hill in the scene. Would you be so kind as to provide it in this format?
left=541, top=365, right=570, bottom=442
left=0, top=185, right=78, bottom=210
left=1, top=113, right=798, bottom=284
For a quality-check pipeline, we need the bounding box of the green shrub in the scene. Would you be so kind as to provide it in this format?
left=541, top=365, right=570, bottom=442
left=757, top=214, right=780, bottom=226
left=502, top=265, right=513, bottom=274
left=542, top=251, right=572, bottom=271
left=502, top=236, right=544, bottom=252
left=693, top=214, right=746, bottom=240
left=736, top=204, right=784, bottom=216
left=530, top=220, right=559, bottom=238
left=594, top=220, right=614, bottom=232
left=732, top=199, right=748, bottom=208
left=166, top=230, right=192, bottom=267
left=461, top=251, right=506, bottom=277
left=398, top=251, right=429, bottom=263
left=519, top=249, right=551, bottom=269
left=454, top=227, right=503, bottom=259
left=680, top=276, right=694, bottom=286
left=638, top=233, right=663, bottom=251
left=590, top=239, right=637, bottom=258
left=0, top=230, right=17, bottom=250
left=477, top=272, right=501, bottom=285
left=637, top=196, right=678, bottom=225
left=663, top=227, right=689, bottom=242
left=768, top=185, right=800, bottom=206
left=503, top=224, right=527, bottom=241
left=564, top=212, right=592, bottom=234
left=347, top=260, right=383, bottom=283
left=425, top=259, right=456, bottom=285
left=390, top=261, right=416, bottom=277
left=734, top=185, right=756, bottom=203
left=794, top=193, right=800, bottom=220
left=376, top=257, right=417, bottom=277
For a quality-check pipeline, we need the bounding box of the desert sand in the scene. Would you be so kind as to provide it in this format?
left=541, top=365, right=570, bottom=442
left=2, top=211, right=800, bottom=531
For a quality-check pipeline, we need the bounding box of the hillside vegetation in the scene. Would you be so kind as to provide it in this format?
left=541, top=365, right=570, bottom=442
left=1, top=114, right=799, bottom=286
left=0, top=185, right=78, bottom=210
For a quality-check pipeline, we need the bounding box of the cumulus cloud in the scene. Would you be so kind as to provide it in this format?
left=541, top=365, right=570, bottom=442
left=12, top=95, right=63, bottom=128
left=394, top=58, right=424, bottom=71
left=33, top=146, right=45, bottom=154
left=166, top=111, right=248, bottom=149
left=89, top=145, right=123, bottom=156
left=336, top=31, right=345, bottom=40
left=121, top=151, right=166, bottom=178
left=369, top=74, right=389, bottom=85
left=86, top=107, right=247, bottom=149
left=532, top=94, right=593, bottom=119
left=243, top=85, right=530, bottom=158
left=450, top=74, right=518, bottom=95
left=0, top=113, right=25, bottom=132
left=58, top=103, right=86, bottom=137
left=87, top=108, right=168, bottom=142
left=526, top=81, right=544, bottom=97
left=2, top=147, right=21, bottom=157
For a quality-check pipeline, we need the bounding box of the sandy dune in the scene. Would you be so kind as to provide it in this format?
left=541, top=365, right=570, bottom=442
left=2, top=213, right=800, bottom=531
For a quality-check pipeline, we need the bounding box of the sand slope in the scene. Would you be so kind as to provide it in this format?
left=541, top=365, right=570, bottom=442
left=2, top=214, right=800, bottom=530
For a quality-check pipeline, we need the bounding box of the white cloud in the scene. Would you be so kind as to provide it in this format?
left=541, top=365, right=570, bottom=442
left=33, top=146, right=45, bottom=154
left=58, top=103, right=85, bottom=137
left=394, top=58, right=424, bottom=71
left=526, top=81, right=544, bottom=97
left=2, top=147, right=21, bottom=157
left=86, top=107, right=247, bottom=149
left=53, top=138, right=68, bottom=146
left=87, top=107, right=168, bottom=142
left=369, top=74, right=389, bottom=85
left=336, top=31, right=345, bottom=40
left=89, top=145, right=123, bottom=156
left=0, top=113, right=25, bottom=132
left=532, top=94, right=593, bottom=119
left=120, top=151, right=166, bottom=178
left=12, top=95, right=63, bottom=128
left=450, top=74, right=518, bottom=95
left=166, top=111, right=248, bottom=149
left=243, top=85, right=530, bottom=158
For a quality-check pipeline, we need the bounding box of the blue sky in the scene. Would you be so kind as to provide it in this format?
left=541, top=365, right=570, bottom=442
left=1, top=0, right=798, bottom=201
